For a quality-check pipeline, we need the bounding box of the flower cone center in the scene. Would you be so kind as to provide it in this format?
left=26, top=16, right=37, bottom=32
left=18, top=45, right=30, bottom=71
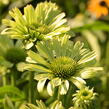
left=5, top=47, right=27, bottom=64
left=80, top=90, right=93, bottom=100
left=49, top=56, right=77, bottom=79
left=38, top=25, right=50, bottom=34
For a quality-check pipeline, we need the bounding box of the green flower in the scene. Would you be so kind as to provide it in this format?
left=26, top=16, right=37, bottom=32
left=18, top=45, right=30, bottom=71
left=72, top=87, right=98, bottom=109
left=18, top=35, right=102, bottom=96
left=2, top=2, right=70, bottom=49
left=0, top=35, right=27, bottom=74
left=20, top=100, right=64, bottom=109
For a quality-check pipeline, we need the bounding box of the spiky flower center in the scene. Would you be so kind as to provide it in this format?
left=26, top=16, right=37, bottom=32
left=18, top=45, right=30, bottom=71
left=37, top=25, right=50, bottom=34
left=29, top=24, right=50, bottom=34
left=5, top=47, right=27, bottom=64
left=79, top=89, right=93, bottom=100
left=26, top=24, right=50, bottom=42
left=49, top=56, right=77, bottom=79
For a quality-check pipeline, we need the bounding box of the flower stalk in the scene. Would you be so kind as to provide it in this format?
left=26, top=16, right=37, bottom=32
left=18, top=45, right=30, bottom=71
left=28, top=71, right=34, bottom=103
left=2, top=73, right=7, bottom=86
left=11, top=72, right=15, bottom=86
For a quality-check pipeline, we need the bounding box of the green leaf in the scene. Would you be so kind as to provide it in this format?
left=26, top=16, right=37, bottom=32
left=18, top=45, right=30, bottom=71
left=3, top=95, right=15, bottom=109
left=71, top=21, right=109, bottom=32
left=105, top=41, right=109, bottom=67
left=82, top=30, right=101, bottom=61
left=0, top=85, right=25, bottom=102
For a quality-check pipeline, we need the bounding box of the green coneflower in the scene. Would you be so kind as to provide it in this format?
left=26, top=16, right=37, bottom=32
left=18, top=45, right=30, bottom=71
left=72, top=87, right=99, bottom=109
left=18, top=35, right=102, bottom=96
left=2, top=2, right=70, bottom=49
left=0, top=35, right=27, bottom=74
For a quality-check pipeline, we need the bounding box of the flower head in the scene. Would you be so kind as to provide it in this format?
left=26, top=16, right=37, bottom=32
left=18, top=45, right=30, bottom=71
left=0, top=35, right=27, bottom=74
left=73, top=87, right=98, bottom=109
left=2, top=2, right=70, bottom=49
left=88, top=0, right=109, bottom=18
left=18, top=35, right=102, bottom=96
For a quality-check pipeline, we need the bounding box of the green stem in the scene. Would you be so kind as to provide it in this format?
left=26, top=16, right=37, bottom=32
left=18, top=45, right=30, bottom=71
left=64, top=84, right=74, bottom=108
left=45, top=88, right=58, bottom=106
left=57, top=90, right=61, bottom=100
left=2, top=74, right=7, bottom=86
left=28, top=71, right=34, bottom=103
left=10, top=67, right=17, bottom=86
left=57, top=87, right=63, bottom=101
left=2, top=74, right=7, bottom=109
left=11, top=73, right=15, bottom=86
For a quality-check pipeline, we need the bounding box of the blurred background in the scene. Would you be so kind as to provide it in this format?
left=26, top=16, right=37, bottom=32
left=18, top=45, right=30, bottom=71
left=0, top=0, right=109, bottom=109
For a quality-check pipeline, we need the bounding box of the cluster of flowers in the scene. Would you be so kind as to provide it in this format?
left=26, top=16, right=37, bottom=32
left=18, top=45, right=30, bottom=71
left=0, top=1, right=103, bottom=109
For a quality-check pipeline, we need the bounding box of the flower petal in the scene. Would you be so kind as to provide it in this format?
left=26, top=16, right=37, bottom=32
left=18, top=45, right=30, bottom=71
left=27, top=50, right=49, bottom=66
left=36, top=100, right=47, bottom=109
left=69, top=77, right=86, bottom=89
left=47, top=81, right=54, bottom=96
left=51, top=78, right=62, bottom=87
left=50, top=100, right=64, bottom=109
left=47, top=78, right=61, bottom=96
left=80, top=67, right=103, bottom=79
left=34, top=73, right=53, bottom=81
left=17, top=62, right=51, bottom=73
left=59, top=80, right=69, bottom=95
left=37, top=79, right=46, bottom=93
left=78, top=51, right=96, bottom=64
